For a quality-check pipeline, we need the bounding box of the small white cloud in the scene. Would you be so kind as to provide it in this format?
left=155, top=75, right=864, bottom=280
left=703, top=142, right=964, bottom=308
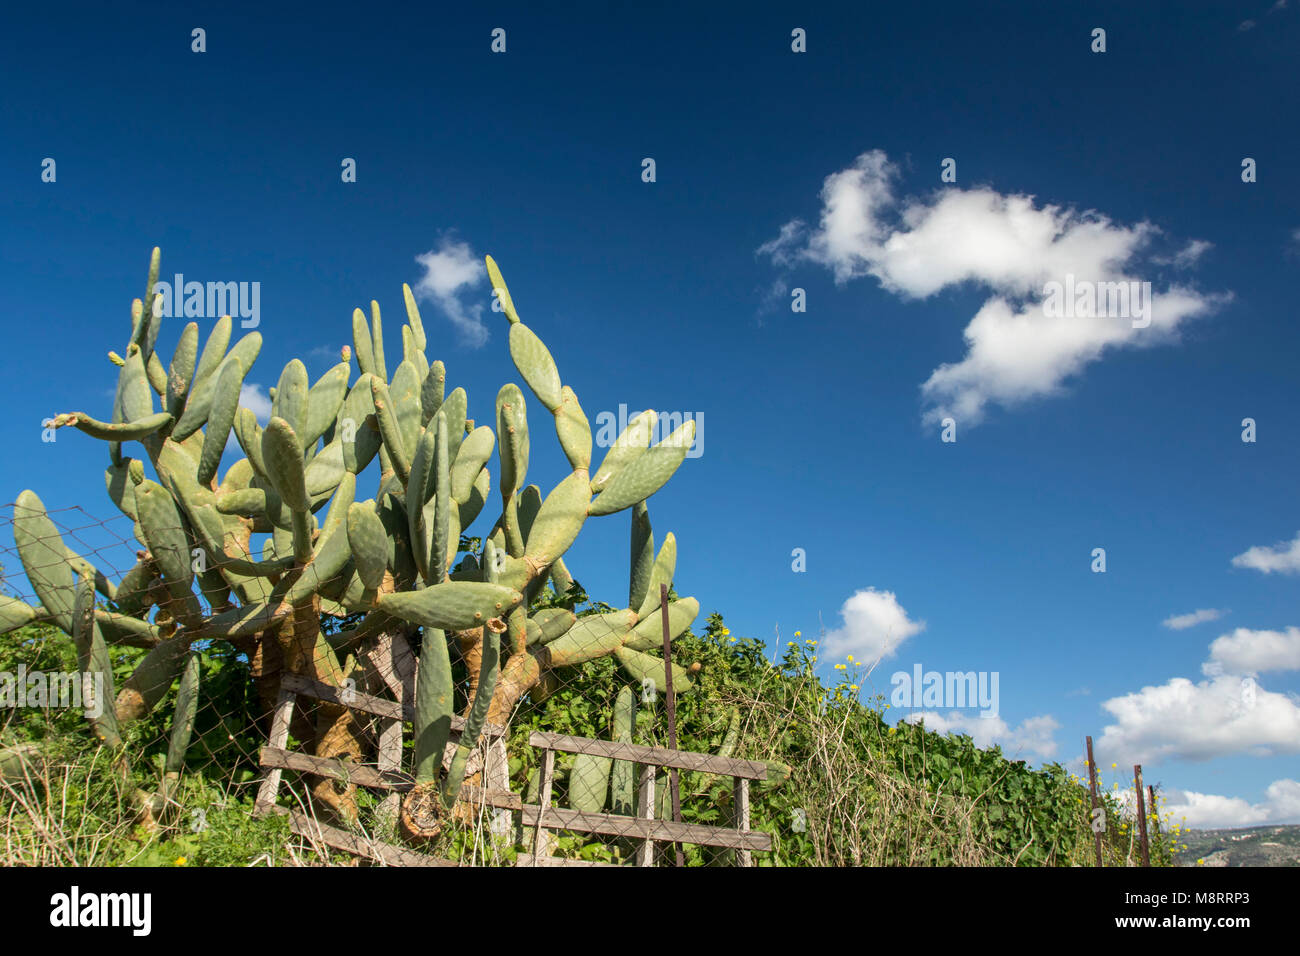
left=1231, top=531, right=1300, bottom=574
left=413, top=236, right=489, bottom=347
left=1152, top=239, right=1212, bottom=269
left=1097, top=674, right=1300, bottom=764
left=1162, top=608, right=1226, bottom=630
left=822, top=587, right=924, bottom=663
left=906, top=712, right=1060, bottom=760
left=1238, top=19, right=1257, bottom=30
left=1203, top=626, right=1300, bottom=677
left=1161, top=779, right=1300, bottom=829
left=239, top=383, right=273, bottom=423
left=758, top=150, right=1225, bottom=428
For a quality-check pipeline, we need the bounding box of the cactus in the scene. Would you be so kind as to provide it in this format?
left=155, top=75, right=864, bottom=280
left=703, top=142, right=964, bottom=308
left=3, top=248, right=706, bottom=828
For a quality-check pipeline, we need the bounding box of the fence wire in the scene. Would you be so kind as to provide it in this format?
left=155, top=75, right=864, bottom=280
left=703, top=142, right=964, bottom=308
left=0, top=503, right=1177, bottom=867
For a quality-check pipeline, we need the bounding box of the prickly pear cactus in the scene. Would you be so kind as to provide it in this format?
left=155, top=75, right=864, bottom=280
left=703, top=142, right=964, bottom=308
left=4, top=248, right=704, bottom=827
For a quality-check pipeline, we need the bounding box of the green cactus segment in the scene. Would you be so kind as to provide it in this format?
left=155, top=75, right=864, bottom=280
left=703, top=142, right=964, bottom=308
left=369, top=377, right=410, bottom=482
left=569, top=750, right=612, bottom=813
left=119, top=635, right=197, bottom=722
left=441, top=624, right=501, bottom=807
left=379, top=581, right=521, bottom=631
left=431, top=410, right=451, bottom=581
left=171, top=332, right=262, bottom=441
left=133, top=247, right=162, bottom=357
left=233, top=408, right=267, bottom=477
left=508, top=323, right=562, bottom=412
left=303, top=438, right=346, bottom=497
left=345, top=503, right=387, bottom=592
left=441, top=387, right=468, bottom=464
left=451, top=426, right=495, bottom=505
left=52, top=410, right=174, bottom=441
left=591, top=410, right=656, bottom=494
left=545, top=609, right=636, bottom=667
left=351, top=308, right=377, bottom=378
left=484, top=255, right=520, bottom=324
left=115, top=347, right=154, bottom=424
left=515, top=484, right=543, bottom=542
left=402, top=283, right=427, bottom=351
left=303, top=362, right=350, bottom=448
left=524, top=617, right=543, bottom=645
left=550, top=556, right=575, bottom=597
left=610, top=686, right=635, bottom=815
left=369, top=301, right=388, bottom=383
left=134, top=480, right=195, bottom=595
left=389, top=360, right=423, bottom=457
left=613, top=646, right=693, bottom=694
left=192, top=315, right=233, bottom=393
left=196, top=357, right=246, bottom=486
left=105, top=460, right=141, bottom=521
left=337, top=374, right=381, bottom=474
left=458, top=466, right=490, bottom=534
left=420, top=361, right=446, bottom=426
left=0, top=596, right=46, bottom=634
left=166, top=322, right=200, bottom=418
left=635, top=532, right=677, bottom=619
left=554, top=386, right=592, bottom=471
left=524, top=470, right=590, bottom=568
left=260, top=417, right=311, bottom=512
left=589, top=419, right=695, bottom=516
left=72, top=573, right=122, bottom=748
left=717, top=707, right=741, bottom=761
left=495, top=384, right=529, bottom=498
left=413, top=628, right=454, bottom=783
left=623, top=596, right=699, bottom=652
left=146, top=351, right=170, bottom=397
left=628, top=501, right=654, bottom=610
left=532, top=606, right=577, bottom=643
left=164, top=653, right=201, bottom=774
left=271, top=359, right=310, bottom=446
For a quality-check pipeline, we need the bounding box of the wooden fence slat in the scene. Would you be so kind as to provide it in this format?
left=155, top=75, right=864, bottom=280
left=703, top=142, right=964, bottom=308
left=253, top=688, right=297, bottom=816
left=636, top=764, right=655, bottom=867
left=531, top=748, right=555, bottom=865
left=734, top=777, right=751, bottom=867
left=515, top=853, right=623, bottom=868
left=284, top=672, right=505, bottom=737
left=282, top=809, right=457, bottom=867
left=529, top=732, right=769, bottom=780
left=260, top=747, right=411, bottom=790
left=517, top=803, right=772, bottom=851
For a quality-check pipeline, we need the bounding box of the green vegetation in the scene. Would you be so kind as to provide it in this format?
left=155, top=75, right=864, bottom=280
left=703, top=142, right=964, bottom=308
left=1, top=608, right=1172, bottom=866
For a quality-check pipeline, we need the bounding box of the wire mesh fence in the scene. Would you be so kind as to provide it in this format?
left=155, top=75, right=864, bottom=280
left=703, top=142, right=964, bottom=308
left=0, top=502, right=796, bottom=867
left=0, top=500, right=1176, bottom=868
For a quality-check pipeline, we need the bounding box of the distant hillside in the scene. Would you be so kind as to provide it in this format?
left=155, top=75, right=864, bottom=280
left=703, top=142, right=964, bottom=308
left=1175, top=824, right=1300, bottom=867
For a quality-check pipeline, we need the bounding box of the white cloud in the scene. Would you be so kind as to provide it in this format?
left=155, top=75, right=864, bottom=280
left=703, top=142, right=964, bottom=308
left=905, top=711, right=1060, bottom=760
left=1152, top=239, right=1212, bottom=269
left=1162, top=608, right=1226, bottom=630
left=1161, top=779, right=1300, bottom=829
left=1203, top=626, right=1300, bottom=677
left=413, top=236, right=489, bottom=347
left=1096, top=674, right=1300, bottom=765
left=822, top=587, right=924, bottom=663
left=1239, top=19, right=1257, bottom=30
left=239, top=383, right=272, bottom=422
left=1231, top=531, right=1300, bottom=574
left=758, top=150, right=1225, bottom=427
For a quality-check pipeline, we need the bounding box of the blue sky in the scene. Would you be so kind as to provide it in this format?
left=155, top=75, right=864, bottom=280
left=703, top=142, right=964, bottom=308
left=2, top=1, right=1298, bottom=829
